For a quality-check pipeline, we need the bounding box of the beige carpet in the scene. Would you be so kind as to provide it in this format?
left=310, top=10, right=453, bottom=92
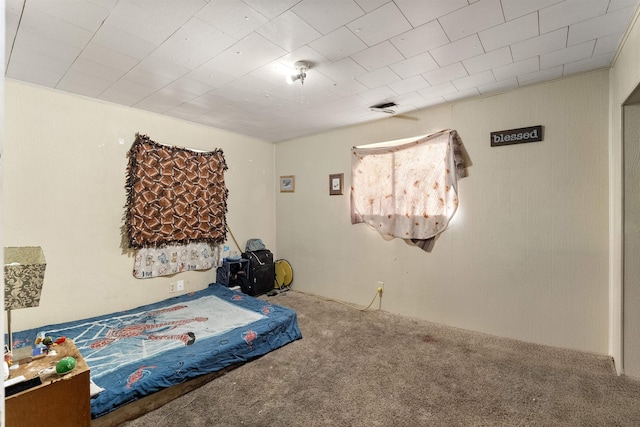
left=122, top=290, right=640, bottom=426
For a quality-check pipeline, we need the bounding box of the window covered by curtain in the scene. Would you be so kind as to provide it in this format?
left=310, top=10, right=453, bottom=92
left=350, top=129, right=467, bottom=251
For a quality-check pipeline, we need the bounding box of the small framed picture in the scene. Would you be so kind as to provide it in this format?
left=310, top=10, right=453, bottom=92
left=280, top=175, right=295, bottom=193
left=329, top=173, right=344, bottom=195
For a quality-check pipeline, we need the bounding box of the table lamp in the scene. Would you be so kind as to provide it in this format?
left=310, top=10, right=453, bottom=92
left=4, top=247, right=46, bottom=351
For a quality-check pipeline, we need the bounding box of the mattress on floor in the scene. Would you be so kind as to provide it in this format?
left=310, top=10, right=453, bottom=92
left=11, top=283, right=302, bottom=419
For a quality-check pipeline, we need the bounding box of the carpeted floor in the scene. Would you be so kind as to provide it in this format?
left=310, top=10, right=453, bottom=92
left=122, top=290, right=640, bottom=426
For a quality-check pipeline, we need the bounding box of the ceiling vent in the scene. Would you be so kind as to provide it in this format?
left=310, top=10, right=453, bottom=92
left=369, top=102, right=397, bottom=114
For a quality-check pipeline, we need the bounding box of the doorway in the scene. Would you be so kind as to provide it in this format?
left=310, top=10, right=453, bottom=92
left=623, top=84, right=640, bottom=378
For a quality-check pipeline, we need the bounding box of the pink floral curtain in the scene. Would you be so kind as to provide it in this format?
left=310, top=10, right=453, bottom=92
left=351, top=129, right=467, bottom=251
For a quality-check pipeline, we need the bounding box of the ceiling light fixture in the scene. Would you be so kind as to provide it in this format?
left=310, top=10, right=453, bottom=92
left=287, top=61, right=310, bottom=85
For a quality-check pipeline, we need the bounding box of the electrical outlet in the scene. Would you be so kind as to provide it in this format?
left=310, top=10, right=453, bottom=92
left=176, top=280, right=185, bottom=291
left=169, top=282, right=177, bottom=293
left=377, top=281, right=384, bottom=295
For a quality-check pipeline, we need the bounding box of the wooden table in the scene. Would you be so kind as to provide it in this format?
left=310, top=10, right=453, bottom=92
left=5, top=339, right=91, bottom=427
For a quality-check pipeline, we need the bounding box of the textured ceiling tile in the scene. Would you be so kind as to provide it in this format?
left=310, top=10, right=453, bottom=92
left=567, top=6, right=636, bottom=46
left=64, top=57, right=125, bottom=83
left=356, top=67, right=402, bottom=89
left=387, top=75, right=431, bottom=95
left=394, top=0, right=467, bottom=27
left=9, top=47, right=70, bottom=76
left=92, top=25, right=157, bottom=60
left=292, top=0, right=364, bottom=34
left=104, top=1, right=192, bottom=45
left=479, top=12, right=539, bottom=52
left=511, top=28, right=568, bottom=62
left=135, top=94, right=185, bottom=114
left=492, top=57, right=540, bottom=81
left=501, top=0, right=562, bottom=20
left=463, top=46, right=513, bottom=75
left=439, top=0, right=505, bottom=42
left=354, top=0, right=388, bottom=13
left=517, top=65, right=563, bottom=86
left=185, top=64, right=236, bottom=89
left=165, top=98, right=216, bottom=119
left=57, top=79, right=109, bottom=98
left=357, top=85, right=399, bottom=102
left=327, top=78, right=369, bottom=97
left=134, top=56, right=191, bottom=81
left=389, top=52, right=439, bottom=79
left=346, top=2, right=412, bottom=47
left=539, top=0, right=609, bottom=34
left=390, top=21, right=450, bottom=58
left=309, top=27, right=368, bottom=62
left=593, top=32, right=625, bottom=56
left=197, top=0, right=269, bottom=39
left=414, top=96, right=447, bottom=109
left=540, top=40, right=596, bottom=69
left=6, top=0, right=639, bottom=142
left=152, top=18, right=235, bottom=69
left=422, top=62, right=468, bottom=85
left=351, top=41, right=404, bottom=72
left=430, top=35, right=484, bottom=67
left=99, top=78, right=158, bottom=105
left=34, top=0, right=115, bottom=32
left=256, top=10, right=322, bottom=51
left=164, top=77, right=216, bottom=98
left=249, top=61, right=294, bottom=88
left=241, top=0, right=301, bottom=20
left=12, top=29, right=80, bottom=63
left=57, top=67, right=114, bottom=97
left=417, top=82, right=459, bottom=100
left=316, top=57, right=366, bottom=83
left=146, top=84, right=204, bottom=105
left=6, top=0, right=25, bottom=20
left=5, top=52, right=66, bottom=87
left=205, top=33, right=287, bottom=77
left=563, top=53, right=614, bottom=75
left=134, top=0, right=207, bottom=25
left=478, top=77, right=519, bottom=95
left=80, top=42, right=138, bottom=73
left=444, top=87, right=480, bottom=102
left=5, top=0, right=23, bottom=62
left=389, top=91, right=429, bottom=109
left=452, top=70, right=495, bottom=91
left=608, top=0, right=639, bottom=10
left=20, top=7, right=93, bottom=49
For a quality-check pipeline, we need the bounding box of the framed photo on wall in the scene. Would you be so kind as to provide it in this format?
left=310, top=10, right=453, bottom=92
left=280, top=175, right=295, bottom=193
left=329, top=173, right=344, bottom=195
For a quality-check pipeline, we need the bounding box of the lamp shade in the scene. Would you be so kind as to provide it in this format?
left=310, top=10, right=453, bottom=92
left=4, top=246, right=46, bottom=310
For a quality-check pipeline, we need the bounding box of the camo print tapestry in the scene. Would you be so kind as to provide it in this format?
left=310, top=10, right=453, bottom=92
left=125, top=134, right=228, bottom=249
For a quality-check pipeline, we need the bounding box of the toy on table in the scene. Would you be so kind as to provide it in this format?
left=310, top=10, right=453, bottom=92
left=34, top=332, right=66, bottom=352
left=55, top=356, right=76, bottom=375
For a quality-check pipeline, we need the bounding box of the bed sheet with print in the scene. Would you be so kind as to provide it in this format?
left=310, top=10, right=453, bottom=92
left=11, top=284, right=302, bottom=419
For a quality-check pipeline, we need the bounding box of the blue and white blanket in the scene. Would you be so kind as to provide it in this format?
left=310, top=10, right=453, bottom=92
left=12, top=284, right=302, bottom=418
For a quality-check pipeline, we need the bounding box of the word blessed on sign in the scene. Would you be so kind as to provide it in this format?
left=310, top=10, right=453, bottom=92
left=491, top=125, right=543, bottom=147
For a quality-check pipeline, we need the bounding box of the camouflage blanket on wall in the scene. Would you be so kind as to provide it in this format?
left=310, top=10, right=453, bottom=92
left=125, top=134, right=228, bottom=249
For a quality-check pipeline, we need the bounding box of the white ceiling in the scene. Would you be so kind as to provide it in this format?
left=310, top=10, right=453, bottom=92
left=5, top=0, right=639, bottom=142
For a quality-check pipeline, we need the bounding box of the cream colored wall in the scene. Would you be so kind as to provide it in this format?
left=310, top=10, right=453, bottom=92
left=609, top=6, right=640, bottom=374
left=276, top=70, right=610, bottom=355
left=4, top=80, right=276, bottom=332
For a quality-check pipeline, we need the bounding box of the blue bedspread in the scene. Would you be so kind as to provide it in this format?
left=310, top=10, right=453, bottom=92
left=11, top=284, right=302, bottom=419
